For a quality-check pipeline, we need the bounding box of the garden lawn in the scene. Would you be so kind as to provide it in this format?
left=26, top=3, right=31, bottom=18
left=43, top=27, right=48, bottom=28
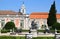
left=32, top=37, right=55, bottom=39
left=0, top=36, right=25, bottom=39
left=0, top=36, right=55, bottom=39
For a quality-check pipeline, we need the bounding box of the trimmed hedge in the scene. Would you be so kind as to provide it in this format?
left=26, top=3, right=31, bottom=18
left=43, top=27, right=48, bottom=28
left=50, top=30, right=60, bottom=33
left=3, top=22, right=16, bottom=30
left=50, top=30, right=55, bottom=33
left=1, top=29, right=10, bottom=33
left=22, top=30, right=45, bottom=32
left=1, top=29, right=29, bottom=33
left=22, top=30, right=29, bottom=32
left=37, top=30, right=45, bottom=32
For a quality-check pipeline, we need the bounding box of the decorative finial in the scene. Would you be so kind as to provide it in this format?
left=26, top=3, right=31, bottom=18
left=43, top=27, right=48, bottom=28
left=23, top=1, right=24, bottom=4
left=19, top=9, right=20, bottom=13
left=54, top=0, right=55, bottom=1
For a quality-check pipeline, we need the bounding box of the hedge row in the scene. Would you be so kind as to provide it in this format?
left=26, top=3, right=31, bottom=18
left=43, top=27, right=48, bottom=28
left=1, top=29, right=60, bottom=33
left=37, top=30, right=60, bottom=33
left=37, top=30, right=45, bottom=32
left=50, top=30, right=60, bottom=33
left=22, top=30, right=29, bottom=32
left=1, top=29, right=29, bottom=33
left=1, top=29, right=10, bottom=33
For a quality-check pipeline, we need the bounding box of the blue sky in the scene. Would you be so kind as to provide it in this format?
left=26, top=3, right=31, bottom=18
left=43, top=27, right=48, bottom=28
left=0, top=0, right=60, bottom=14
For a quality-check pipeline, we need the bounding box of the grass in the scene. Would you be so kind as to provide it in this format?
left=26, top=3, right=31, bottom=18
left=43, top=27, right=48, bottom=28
left=0, top=36, right=55, bottom=39
left=32, top=37, right=55, bottom=39
left=37, top=30, right=45, bottom=32
left=0, top=36, right=25, bottom=39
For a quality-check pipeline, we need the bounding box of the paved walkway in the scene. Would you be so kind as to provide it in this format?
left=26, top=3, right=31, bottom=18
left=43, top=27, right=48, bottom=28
left=0, top=32, right=55, bottom=37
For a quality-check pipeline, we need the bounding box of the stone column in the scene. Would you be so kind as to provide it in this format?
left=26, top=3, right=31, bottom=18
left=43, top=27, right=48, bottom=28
left=23, top=18, right=26, bottom=29
left=25, top=17, right=29, bottom=30
left=24, top=17, right=29, bottom=30
left=29, top=19, right=31, bottom=29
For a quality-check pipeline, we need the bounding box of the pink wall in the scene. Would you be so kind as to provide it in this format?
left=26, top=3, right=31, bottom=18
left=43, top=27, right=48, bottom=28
left=5, top=18, right=20, bottom=28
left=5, top=18, right=10, bottom=23
left=14, top=18, right=20, bottom=28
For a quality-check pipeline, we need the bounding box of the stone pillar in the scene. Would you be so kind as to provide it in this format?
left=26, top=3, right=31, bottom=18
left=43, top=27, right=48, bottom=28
left=55, top=29, right=57, bottom=34
left=30, top=29, right=37, bottom=37
left=25, top=17, right=29, bottom=30
left=29, top=19, right=31, bottom=29
left=23, top=18, right=26, bottom=29
left=23, top=17, right=29, bottom=30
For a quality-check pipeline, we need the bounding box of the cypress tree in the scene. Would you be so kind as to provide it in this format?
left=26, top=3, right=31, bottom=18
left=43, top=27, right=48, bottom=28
left=47, top=1, right=57, bottom=26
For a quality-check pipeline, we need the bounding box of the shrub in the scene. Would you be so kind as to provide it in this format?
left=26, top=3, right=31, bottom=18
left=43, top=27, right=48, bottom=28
left=52, top=22, right=60, bottom=30
left=1, top=29, right=10, bottom=33
left=37, top=30, right=45, bottom=32
left=2, top=22, right=17, bottom=33
left=3, top=22, right=16, bottom=30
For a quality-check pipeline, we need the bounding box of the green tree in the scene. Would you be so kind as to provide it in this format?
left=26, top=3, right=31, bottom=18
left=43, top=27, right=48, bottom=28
left=3, top=22, right=16, bottom=30
left=52, top=22, right=60, bottom=30
left=47, top=1, right=57, bottom=26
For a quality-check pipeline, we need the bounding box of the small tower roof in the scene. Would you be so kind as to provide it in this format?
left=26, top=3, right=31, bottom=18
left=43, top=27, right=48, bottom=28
left=21, top=2, right=25, bottom=9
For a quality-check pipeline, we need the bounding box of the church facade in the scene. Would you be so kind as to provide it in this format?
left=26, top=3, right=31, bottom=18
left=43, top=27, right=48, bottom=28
left=0, top=3, right=60, bottom=30
left=0, top=3, right=29, bottom=30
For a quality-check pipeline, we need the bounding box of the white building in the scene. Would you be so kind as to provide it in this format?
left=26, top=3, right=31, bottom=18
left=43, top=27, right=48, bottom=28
left=30, top=12, right=60, bottom=29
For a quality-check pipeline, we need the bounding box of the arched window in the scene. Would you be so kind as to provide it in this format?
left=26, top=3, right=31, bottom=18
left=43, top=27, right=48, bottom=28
left=22, top=9, right=24, bottom=13
left=1, top=19, right=5, bottom=28
left=11, top=19, right=14, bottom=22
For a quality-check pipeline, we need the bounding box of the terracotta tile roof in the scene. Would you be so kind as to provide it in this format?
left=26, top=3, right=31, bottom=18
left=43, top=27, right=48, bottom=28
left=56, top=14, right=60, bottom=19
left=30, top=12, right=60, bottom=19
left=30, top=12, right=48, bottom=15
left=0, top=10, right=22, bottom=15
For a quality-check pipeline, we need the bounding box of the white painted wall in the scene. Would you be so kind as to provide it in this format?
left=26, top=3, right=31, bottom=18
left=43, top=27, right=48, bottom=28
left=30, top=18, right=48, bottom=30
left=14, top=18, right=20, bottom=29
left=57, top=19, right=60, bottom=23
left=0, top=15, right=60, bottom=30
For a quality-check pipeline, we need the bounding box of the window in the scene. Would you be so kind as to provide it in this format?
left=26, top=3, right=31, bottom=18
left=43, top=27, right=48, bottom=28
left=37, top=21, right=39, bottom=26
left=1, top=20, right=5, bottom=28
left=20, top=20, right=24, bottom=28
left=11, top=20, right=14, bottom=22
left=22, top=9, right=24, bottom=13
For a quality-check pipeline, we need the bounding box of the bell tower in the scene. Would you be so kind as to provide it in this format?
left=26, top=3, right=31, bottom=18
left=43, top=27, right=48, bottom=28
left=21, top=2, right=26, bottom=14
